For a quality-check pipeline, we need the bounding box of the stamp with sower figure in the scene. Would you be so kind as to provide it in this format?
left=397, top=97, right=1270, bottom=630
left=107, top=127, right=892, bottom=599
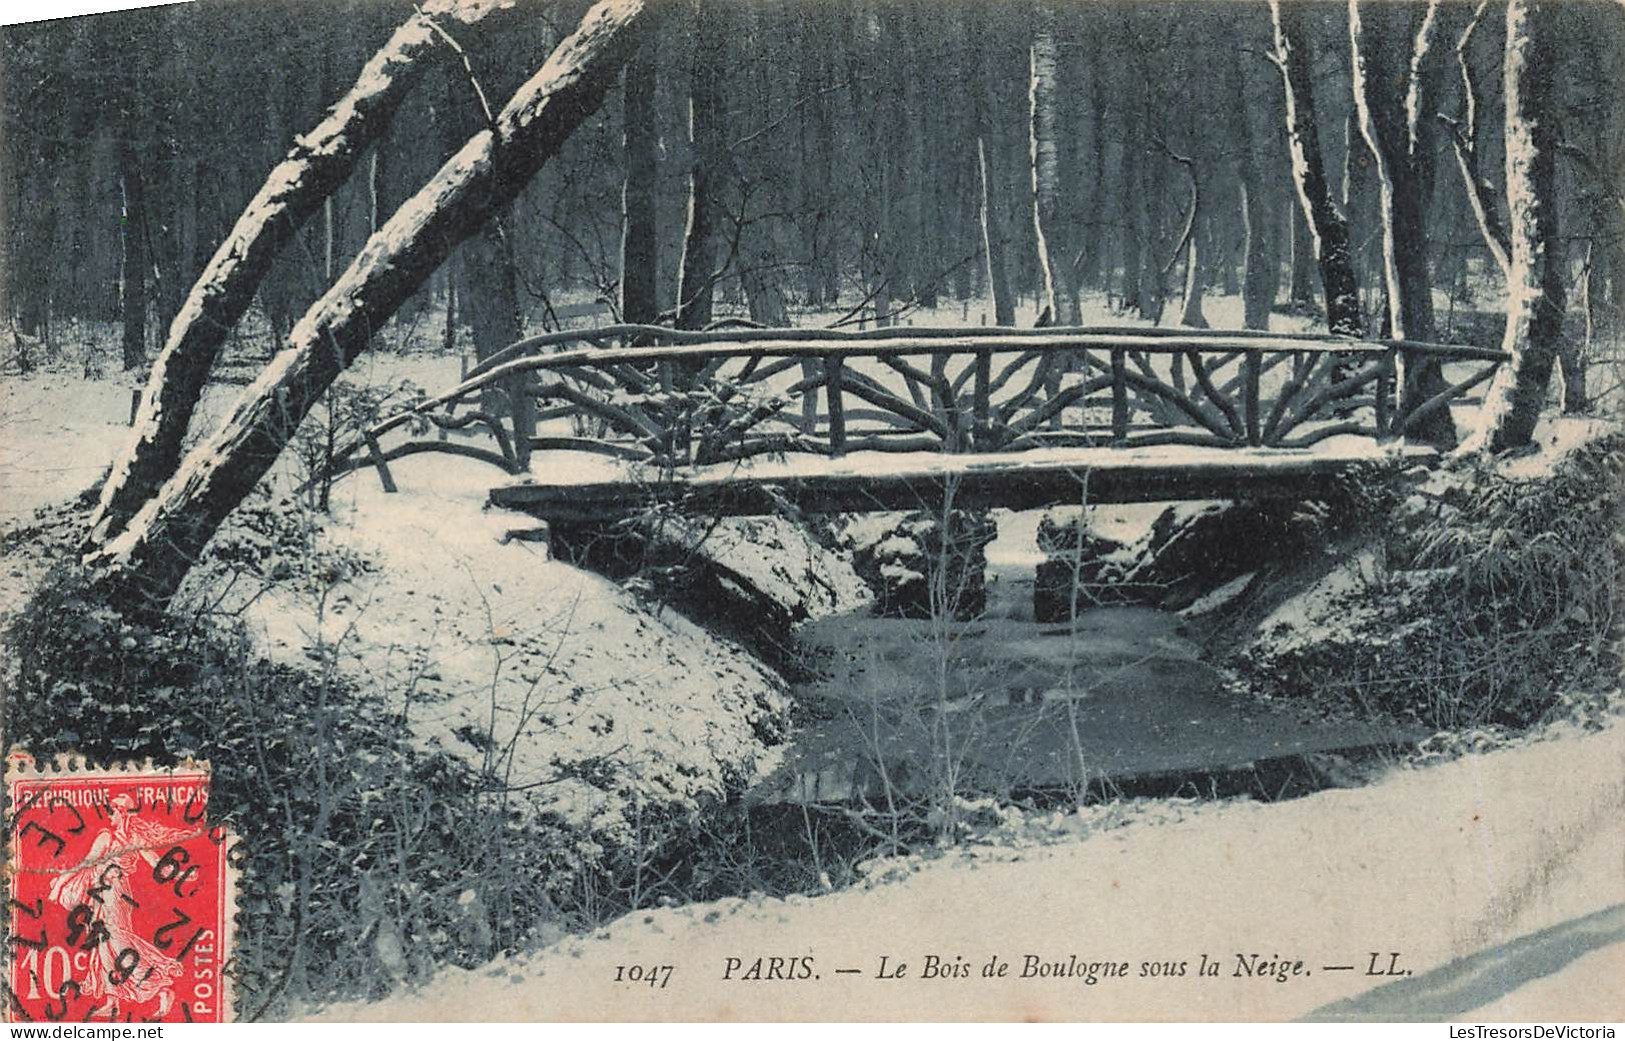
left=4, top=753, right=235, bottom=1023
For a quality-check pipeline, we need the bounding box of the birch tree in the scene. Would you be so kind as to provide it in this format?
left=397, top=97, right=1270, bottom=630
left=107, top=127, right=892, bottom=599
left=83, top=0, right=649, bottom=606
left=1444, top=0, right=1586, bottom=415
left=1467, top=0, right=1566, bottom=452
left=1029, top=0, right=1063, bottom=327
left=970, top=0, right=1015, bottom=326
left=88, top=0, right=518, bottom=548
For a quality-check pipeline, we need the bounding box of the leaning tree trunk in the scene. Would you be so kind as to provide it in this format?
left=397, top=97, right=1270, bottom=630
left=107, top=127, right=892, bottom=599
left=675, top=0, right=724, bottom=331
left=1467, top=0, right=1566, bottom=453
left=88, top=0, right=518, bottom=548
left=620, top=41, right=659, bottom=326
left=1271, top=0, right=1363, bottom=337
left=83, top=0, right=648, bottom=607
left=1350, top=0, right=1456, bottom=446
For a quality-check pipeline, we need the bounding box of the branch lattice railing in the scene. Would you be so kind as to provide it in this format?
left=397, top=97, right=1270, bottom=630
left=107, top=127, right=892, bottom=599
left=331, top=324, right=1508, bottom=482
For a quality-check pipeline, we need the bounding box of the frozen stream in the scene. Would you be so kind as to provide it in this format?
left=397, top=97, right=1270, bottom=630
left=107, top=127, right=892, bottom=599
left=754, top=509, right=1425, bottom=805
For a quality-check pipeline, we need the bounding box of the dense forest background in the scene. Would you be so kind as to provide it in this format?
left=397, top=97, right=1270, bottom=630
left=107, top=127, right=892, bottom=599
left=3, top=0, right=1622, bottom=380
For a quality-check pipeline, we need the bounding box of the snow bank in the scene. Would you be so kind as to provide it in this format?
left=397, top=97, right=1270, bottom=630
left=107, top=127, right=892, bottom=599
left=665, top=514, right=873, bottom=624
left=187, top=453, right=789, bottom=848
left=311, top=719, right=1625, bottom=1021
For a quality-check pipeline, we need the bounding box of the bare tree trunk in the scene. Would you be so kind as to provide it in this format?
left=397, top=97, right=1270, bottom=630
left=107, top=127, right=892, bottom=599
left=463, top=218, right=530, bottom=469
left=1167, top=150, right=1208, bottom=329
left=1441, top=0, right=1513, bottom=279
left=620, top=42, right=659, bottom=326
left=83, top=0, right=647, bottom=606
left=675, top=0, right=724, bottom=331
left=794, top=5, right=836, bottom=307
left=971, top=2, right=1014, bottom=326
left=1232, top=49, right=1274, bottom=330
left=89, top=0, right=518, bottom=547
left=1468, top=0, right=1566, bottom=453
left=1119, top=138, right=1142, bottom=313
left=1075, top=40, right=1109, bottom=298
left=1288, top=205, right=1317, bottom=309
left=1350, top=0, right=1455, bottom=445
left=741, top=220, right=790, bottom=326
left=1029, top=0, right=1063, bottom=327
left=1271, top=0, right=1363, bottom=337
left=117, top=139, right=148, bottom=373
left=1138, top=140, right=1168, bottom=323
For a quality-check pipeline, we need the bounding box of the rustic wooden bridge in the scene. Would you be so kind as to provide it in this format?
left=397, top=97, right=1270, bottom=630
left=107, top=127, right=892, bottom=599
left=340, top=323, right=1506, bottom=521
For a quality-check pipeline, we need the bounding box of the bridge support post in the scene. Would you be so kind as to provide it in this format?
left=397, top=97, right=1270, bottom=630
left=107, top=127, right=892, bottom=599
left=1243, top=353, right=1263, bottom=446
left=1375, top=347, right=1397, bottom=440
left=1111, top=348, right=1128, bottom=444
left=973, top=347, right=992, bottom=449
left=508, top=372, right=535, bottom=474
left=826, top=355, right=846, bottom=456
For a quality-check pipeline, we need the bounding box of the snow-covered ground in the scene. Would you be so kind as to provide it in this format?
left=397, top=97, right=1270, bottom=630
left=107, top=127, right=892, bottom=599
left=201, top=454, right=795, bottom=844
left=308, top=718, right=1624, bottom=1022
left=5, top=292, right=1619, bottom=1022
left=0, top=352, right=851, bottom=847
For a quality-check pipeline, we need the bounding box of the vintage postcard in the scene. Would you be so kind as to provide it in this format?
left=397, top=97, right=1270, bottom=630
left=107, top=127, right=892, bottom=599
left=0, top=0, right=1621, bottom=1024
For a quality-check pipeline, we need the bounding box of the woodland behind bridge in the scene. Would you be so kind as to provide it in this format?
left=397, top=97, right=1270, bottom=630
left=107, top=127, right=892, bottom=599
left=3, top=0, right=1621, bottom=603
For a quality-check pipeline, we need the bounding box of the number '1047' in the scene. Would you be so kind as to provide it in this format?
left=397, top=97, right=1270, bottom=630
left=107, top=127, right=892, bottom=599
left=613, top=964, right=673, bottom=989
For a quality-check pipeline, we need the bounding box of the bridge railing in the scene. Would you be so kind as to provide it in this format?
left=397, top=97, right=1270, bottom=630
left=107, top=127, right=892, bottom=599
left=333, top=325, right=1508, bottom=483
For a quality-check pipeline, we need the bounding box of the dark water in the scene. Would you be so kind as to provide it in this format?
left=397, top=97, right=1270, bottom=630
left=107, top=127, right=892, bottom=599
left=754, top=564, right=1423, bottom=806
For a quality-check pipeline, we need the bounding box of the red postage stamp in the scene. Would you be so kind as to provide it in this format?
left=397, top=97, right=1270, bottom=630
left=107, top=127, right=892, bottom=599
left=4, top=753, right=235, bottom=1023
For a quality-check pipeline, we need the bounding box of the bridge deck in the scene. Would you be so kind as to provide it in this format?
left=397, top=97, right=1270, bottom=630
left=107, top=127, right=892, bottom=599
left=489, top=442, right=1439, bottom=522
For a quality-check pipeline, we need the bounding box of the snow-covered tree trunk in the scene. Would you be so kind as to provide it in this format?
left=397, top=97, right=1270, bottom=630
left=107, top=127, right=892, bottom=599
left=83, top=0, right=648, bottom=607
left=1271, top=0, right=1363, bottom=337
left=1467, top=0, right=1567, bottom=453
left=87, top=0, right=517, bottom=549
left=1029, top=0, right=1063, bottom=327
left=675, top=0, right=724, bottom=331
left=1350, top=0, right=1455, bottom=445
left=1442, top=0, right=1512, bottom=278
left=1446, top=0, right=1585, bottom=416
left=620, top=42, right=659, bottom=326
